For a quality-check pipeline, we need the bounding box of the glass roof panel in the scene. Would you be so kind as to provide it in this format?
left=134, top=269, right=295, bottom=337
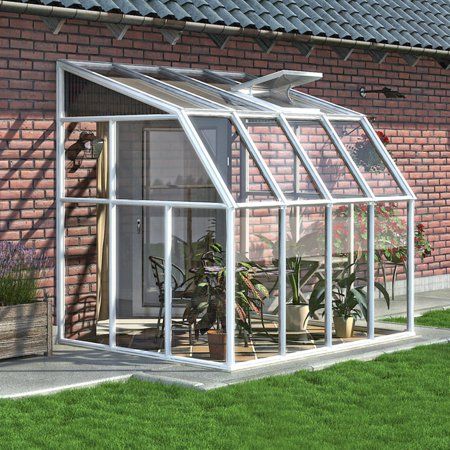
left=89, top=68, right=202, bottom=109
left=289, top=120, right=365, bottom=199
left=243, top=118, right=322, bottom=200
left=133, top=67, right=265, bottom=111
left=190, top=117, right=276, bottom=203
left=332, top=121, right=405, bottom=197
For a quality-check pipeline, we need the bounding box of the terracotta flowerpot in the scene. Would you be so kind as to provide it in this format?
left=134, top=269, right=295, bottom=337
left=333, top=316, right=355, bottom=338
left=207, top=330, right=226, bottom=360
left=286, top=304, right=310, bottom=332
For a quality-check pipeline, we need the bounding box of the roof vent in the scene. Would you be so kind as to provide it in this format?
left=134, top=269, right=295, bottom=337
left=231, top=70, right=322, bottom=105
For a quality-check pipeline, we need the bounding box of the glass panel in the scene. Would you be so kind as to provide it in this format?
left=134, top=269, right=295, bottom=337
left=65, top=122, right=108, bottom=198
left=374, top=201, right=408, bottom=336
left=243, top=118, right=322, bottom=200
left=170, top=208, right=227, bottom=362
left=135, top=68, right=262, bottom=110
left=332, top=122, right=404, bottom=197
left=90, top=68, right=202, bottom=109
left=191, top=117, right=276, bottom=202
left=116, top=205, right=165, bottom=352
left=332, top=205, right=369, bottom=344
left=289, top=120, right=365, bottom=198
left=235, top=208, right=280, bottom=361
left=64, top=72, right=163, bottom=116
left=117, top=120, right=221, bottom=203
left=64, top=202, right=109, bottom=345
left=285, top=206, right=326, bottom=352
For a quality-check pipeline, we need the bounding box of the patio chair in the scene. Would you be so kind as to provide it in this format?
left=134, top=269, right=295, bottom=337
left=149, top=255, right=196, bottom=345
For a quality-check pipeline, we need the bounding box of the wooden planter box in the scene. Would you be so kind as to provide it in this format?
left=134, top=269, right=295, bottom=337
left=0, top=300, right=52, bottom=360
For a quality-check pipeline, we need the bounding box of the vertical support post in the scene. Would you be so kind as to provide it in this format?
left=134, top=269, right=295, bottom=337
left=108, top=120, right=117, bottom=348
left=407, top=200, right=415, bottom=332
left=349, top=203, right=355, bottom=267
left=367, top=202, right=375, bottom=339
left=164, top=206, right=173, bottom=356
left=278, top=207, right=286, bottom=356
left=55, top=64, right=65, bottom=341
left=325, top=204, right=333, bottom=347
left=226, top=207, right=236, bottom=369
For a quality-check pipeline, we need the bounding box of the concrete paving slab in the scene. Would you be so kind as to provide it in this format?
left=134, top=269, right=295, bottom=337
left=0, top=325, right=448, bottom=398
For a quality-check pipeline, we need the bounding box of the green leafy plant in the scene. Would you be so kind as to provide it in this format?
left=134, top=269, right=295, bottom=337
left=0, top=241, right=48, bottom=306
left=183, top=239, right=269, bottom=337
left=308, top=262, right=390, bottom=320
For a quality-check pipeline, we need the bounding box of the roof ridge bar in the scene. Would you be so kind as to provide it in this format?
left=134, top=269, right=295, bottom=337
left=232, top=112, right=287, bottom=204
left=58, top=60, right=181, bottom=115
left=114, top=63, right=231, bottom=111
left=278, top=114, right=333, bottom=202
left=320, top=115, right=375, bottom=200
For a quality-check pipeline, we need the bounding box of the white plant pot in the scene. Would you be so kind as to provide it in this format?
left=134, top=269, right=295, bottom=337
left=286, top=304, right=310, bottom=332
left=333, top=316, right=355, bottom=338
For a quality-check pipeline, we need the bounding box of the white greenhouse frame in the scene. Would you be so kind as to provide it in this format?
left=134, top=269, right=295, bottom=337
left=56, top=60, right=416, bottom=371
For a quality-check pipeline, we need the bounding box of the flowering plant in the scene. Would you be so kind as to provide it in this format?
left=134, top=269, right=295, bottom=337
left=0, top=241, right=49, bottom=306
left=333, top=204, right=432, bottom=263
left=348, top=130, right=389, bottom=173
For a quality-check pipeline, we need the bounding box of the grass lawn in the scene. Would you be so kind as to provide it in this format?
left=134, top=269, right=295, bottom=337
left=0, top=343, right=449, bottom=449
left=385, top=308, right=450, bottom=328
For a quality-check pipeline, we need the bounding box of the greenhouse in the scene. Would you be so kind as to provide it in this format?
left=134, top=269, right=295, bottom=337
left=57, top=60, right=416, bottom=370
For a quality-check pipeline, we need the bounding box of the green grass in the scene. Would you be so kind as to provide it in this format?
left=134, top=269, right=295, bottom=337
left=385, top=308, right=450, bottom=328
left=0, top=344, right=449, bottom=449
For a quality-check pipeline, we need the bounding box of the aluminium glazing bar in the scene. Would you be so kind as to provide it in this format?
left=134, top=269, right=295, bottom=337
left=178, top=110, right=236, bottom=208
left=113, top=63, right=228, bottom=111
left=226, top=207, right=236, bottom=369
left=59, top=60, right=181, bottom=115
left=108, top=120, right=117, bottom=349
left=164, top=206, right=173, bottom=357
left=367, top=203, right=375, bottom=339
left=278, top=207, right=287, bottom=356
left=407, top=200, right=415, bottom=332
left=232, top=113, right=288, bottom=203
left=61, top=114, right=177, bottom=122
left=278, top=114, right=333, bottom=201
left=321, top=115, right=375, bottom=200
left=325, top=204, right=333, bottom=347
left=56, top=63, right=65, bottom=342
left=360, top=117, right=416, bottom=199
left=112, top=198, right=227, bottom=209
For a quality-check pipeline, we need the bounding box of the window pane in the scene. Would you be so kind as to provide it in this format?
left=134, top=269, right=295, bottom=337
left=289, top=120, right=365, bottom=198
left=191, top=117, right=277, bottom=202
left=285, top=206, right=326, bottom=352
left=117, top=120, right=221, bottom=203
left=65, top=121, right=108, bottom=198
left=235, top=207, right=280, bottom=361
left=244, top=118, right=322, bottom=200
left=116, top=205, right=165, bottom=352
left=171, top=208, right=227, bottom=362
left=90, top=68, right=201, bottom=109
left=64, top=72, right=162, bottom=116
left=64, top=202, right=108, bottom=345
left=332, top=122, right=404, bottom=197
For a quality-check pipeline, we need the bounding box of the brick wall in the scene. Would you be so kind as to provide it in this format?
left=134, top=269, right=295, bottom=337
left=0, top=11, right=449, bottom=310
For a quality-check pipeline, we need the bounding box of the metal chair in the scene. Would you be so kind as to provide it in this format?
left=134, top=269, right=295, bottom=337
left=149, top=255, right=195, bottom=344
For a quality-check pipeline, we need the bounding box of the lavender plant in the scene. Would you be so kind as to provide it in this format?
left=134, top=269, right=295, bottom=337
left=0, top=241, right=48, bottom=306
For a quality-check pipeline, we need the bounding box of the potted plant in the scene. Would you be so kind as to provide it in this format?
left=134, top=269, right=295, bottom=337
left=308, top=262, right=390, bottom=338
left=0, top=241, right=51, bottom=360
left=184, top=240, right=268, bottom=360
left=285, top=256, right=311, bottom=333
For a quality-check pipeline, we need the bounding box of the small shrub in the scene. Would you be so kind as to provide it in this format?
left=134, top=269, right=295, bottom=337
left=0, top=241, right=49, bottom=306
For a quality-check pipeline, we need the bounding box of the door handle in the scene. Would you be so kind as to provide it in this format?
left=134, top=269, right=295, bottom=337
left=136, top=219, right=142, bottom=234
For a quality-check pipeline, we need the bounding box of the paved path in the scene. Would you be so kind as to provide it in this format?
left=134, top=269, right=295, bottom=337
left=0, top=290, right=449, bottom=398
